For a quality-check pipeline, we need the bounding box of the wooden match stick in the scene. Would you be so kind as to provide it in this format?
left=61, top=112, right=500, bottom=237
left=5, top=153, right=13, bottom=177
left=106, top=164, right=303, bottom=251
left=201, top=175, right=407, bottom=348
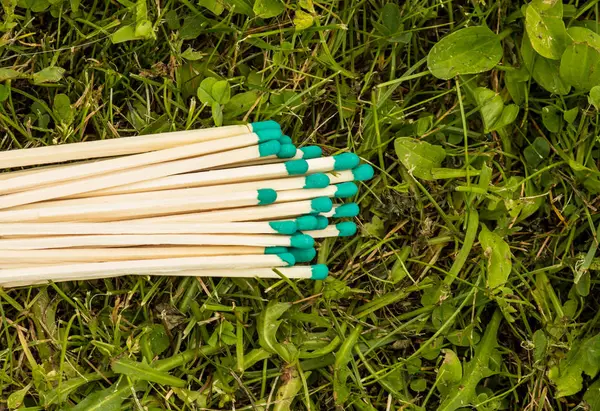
left=303, top=222, right=357, bottom=238
left=321, top=203, right=360, bottom=218
left=0, top=121, right=280, bottom=169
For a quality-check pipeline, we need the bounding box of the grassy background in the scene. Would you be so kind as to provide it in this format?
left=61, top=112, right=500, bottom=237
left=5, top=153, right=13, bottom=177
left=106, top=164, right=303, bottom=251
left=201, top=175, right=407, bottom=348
left=1, top=0, right=600, bottom=409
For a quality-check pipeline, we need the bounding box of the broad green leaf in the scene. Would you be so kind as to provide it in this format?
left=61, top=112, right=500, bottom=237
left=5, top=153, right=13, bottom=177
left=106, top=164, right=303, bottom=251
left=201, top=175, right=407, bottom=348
left=198, top=0, right=224, bottom=15
left=525, top=0, right=568, bottom=60
left=165, top=10, right=180, bottom=29
left=533, top=329, right=547, bottom=362
left=208, top=320, right=236, bottom=347
left=524, top=137, right=550, bottom=167
left=172, top=387, right=207, bottom=406
left=394, top=137, right=446, bottom=180
left=446, top=326, right=481, bottom=347
left=410, top=378, right=428, bottom=392
left=432, top=301, right=455, bottom=329
left=334, top=325, right=362, bottom=405
left=322, top=277, right=353, bottom=300
left=40, top=373, right=105, bottom=406
left=211, top=101, right=223, bottom=126
left=293, top=10, right=314, bottom=30
left=0, top=68, right=22, bottom=81
left=568, top=26, right=600, bottom=47
left=0, top=84, right=8, bottom=102
left=541, top=106, right=561, bottom=132
left=362, top=215, right=384, bottom=237
left=589, top=86, right=600, bottom=110
left=253, top=0, right=284, bottom=19
left=583, top=379, right=600, bottom=410
left=298, top=0, right=314, bottom=13
left=257, top=301, right=293, bottom=361
left=427, top=26, right=502, bottom=80
left=390, top=246, right=411, bottom=284
left=180, top=47, right=203, bottom=60
left=473, top=87, right=518, bottom=131
left=212, top=80, right=231, bottom=104
left=134, top=19, right=154, bottom=38
left=224, top=90, right=260, bottom=117
left=560, top=42, right=600, bottom=91
left=197, top=77, right=218, bottom=105
left=548, top=332, right=600, bottom=397
left=521, top=32, right=570, bottom=95
left=479, top=224, right=512, bottom=290
left=112, top=358, right=186, bottom=387
left=273, top=366, right=304, bottom=411
left=438, top=310, right=502, bottom=411
left=71, top=381, right=141, bottom=411
left=32, top=67, right=65, bottom=84
left=223, top=0, right=254, bottom=15
left=377, top=3, right=401, bottom=36
left=7, top=383, right=30, bottom=409
left=437, top=349, right=462, bottom=395
left=141, top=324, right=170, bottom=360
left=564, top=107, right=578, bottom=123
left=494, top=104, right=519, bottom=130
left=53, top=93, right=73, bottom=125
left=180, top=15, right=205, bottom=40
left=111, top=25, right=141, bottom=43
left=505, top=67, right=530, bottom=105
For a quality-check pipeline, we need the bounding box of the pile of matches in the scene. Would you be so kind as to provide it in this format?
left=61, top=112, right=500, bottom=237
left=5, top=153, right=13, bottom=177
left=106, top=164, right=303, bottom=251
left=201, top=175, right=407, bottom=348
left=0, top=121, right=373, bottom=287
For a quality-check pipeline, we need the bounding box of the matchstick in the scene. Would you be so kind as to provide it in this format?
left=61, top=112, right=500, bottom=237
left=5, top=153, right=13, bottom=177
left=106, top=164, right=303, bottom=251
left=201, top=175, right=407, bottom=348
left=303, top=222, right=357, bottom=238
left=275, top=183, right=358, bottom=203
left=321, top=203, right=360, bottom=218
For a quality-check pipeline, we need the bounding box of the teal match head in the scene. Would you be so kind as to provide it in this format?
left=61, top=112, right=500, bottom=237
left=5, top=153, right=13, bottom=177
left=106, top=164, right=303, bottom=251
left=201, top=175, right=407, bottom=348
left=304, top=173, right=330, bottom=189
left=290, top=234, right=315, bottom=249
left=333, top=153, right=360, bottom=171
left=315, top=215, right=329, bottom=230
left=251, top=120, right=281, bottom=132
left=310, top=197, right=333, bottom=213
left=352, top=164, right=374, bottom=181
left=278, top=252, right=296, bottom=267
left=295, top=215, right=318, bottom=231
left=264, top=246, right=288, bottom=254
left=257, top=188, right=277, bottom=205
left=269, top=220, right=298, bottom=235
left=255, top=128, right=283, bottom=142
left=334, top=182, right=358, bottom=198
left=311, top=264, right=329, bottom=280
left=258, top=140, right=281, bottom=157
left=284, top=159, right=309, bottom=175
left=289, top=247, right=317, bottom=263
left=277, top=144, right=297, bottom=159
left=333, top=203, right=360, bottom=218
left=299, top=146, right=322, bottom=159
left=279, top=135, right=293, bottom=144
left=336, top=221, right=357, bottom=237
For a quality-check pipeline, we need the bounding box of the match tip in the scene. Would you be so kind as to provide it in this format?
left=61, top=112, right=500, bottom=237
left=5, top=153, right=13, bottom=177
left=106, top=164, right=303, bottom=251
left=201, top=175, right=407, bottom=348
left=279, top=135, right=293, bottom=144
left=277, top=144, right=297, bottom=159
left=257, top=188, right=277, bottom=205
left=250, top=120, right=281, bottom=132
left=290, top=234, right=315, bottom=249
left=352, top=164, right=374, bottom=181
left=255, top=128, right=283, bottom=142
left=299, top=146, right=322, bottom=159
left=334, top=182, right=358, bottom=198
left=258, top=140, right=281, bottom=157
left=269, top=220, right=298, bottom=235
left=304, top=173, right=330, bottom=189
left=337, top=221, right=357, bottom=237
left=289, top=247, right=317, bottom=263
left=278, top=252, right=296, bottom=267
left=295, top=215, right=318, bottom=231
left=310, top=197, right=333, bottom=213
left=311, top=264, right=329, bottom=280
left=264, top=246, right=288, bottom=255
left=315, top=215, right=329, bottom=230
left=284, top=159, right=309, bottom=175
left=333, top=153, right=360, bottom=171
left=333, top=203, right=360, bottom=218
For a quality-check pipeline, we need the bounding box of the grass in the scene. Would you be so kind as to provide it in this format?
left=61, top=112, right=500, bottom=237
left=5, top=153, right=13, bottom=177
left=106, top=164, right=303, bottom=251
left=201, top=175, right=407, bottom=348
left=1, top=0, right=600, bottom=409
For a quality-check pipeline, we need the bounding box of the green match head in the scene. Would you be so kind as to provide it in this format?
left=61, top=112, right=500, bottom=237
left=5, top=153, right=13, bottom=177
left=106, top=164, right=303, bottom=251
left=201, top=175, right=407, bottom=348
left=278, top=252, right=296, bottom=267
left=264, top=246, right=288, bottom=254
left=258, top=140, right=281, bottom=157
left=333, top=153, right=360, bottom=171
left=295, top=215, right=318, bottom=231
left=333, top=203, right=360, bottom=218
left=269, top=220, right=297, bottom=235
left=311, top=264, right=329, bottom=280
left=315, top=215, right=329, bottom=230
left=251, top=120, right=281, bottom=132
left=310, top=197, right=333, bottom=213
left=255, top=128, right=283, bottom=142
left=279, top=135, right=293, bottom=144
left=277, top=144, right=297, bottom=159
left=304, top=173, right=330, bottom=189
left=289, top=247, right=317, bottom=263
left=299, top=146, right=322, bottom=159
left=290, top=234, right=315, bottom=249
left=257, top=188, right=277, bottom=205
left=334, top=182, right=358, bottom=198
left=284, top=159, right=309, bottom=175
left=336, top=222, right=357, bottom=237
left=352, top=164, right=374, bottom=181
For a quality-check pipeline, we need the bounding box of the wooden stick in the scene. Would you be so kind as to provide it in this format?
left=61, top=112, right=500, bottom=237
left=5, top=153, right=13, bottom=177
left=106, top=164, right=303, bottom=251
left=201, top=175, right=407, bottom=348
left=0, top=189, right=277, bottom=222
left=0, top=246, right=286, bottom=264
left=0, top=141, right=281, bottom=210
left=303, top=222, right=357, bottom=238
left=0, top=131, right=280, bottom=195
left=0, top=233, right=313, bottom=249
left=321, top=203, right=360, bottom=218
left=0, top=121, right=279, bottom=169
left=0, top=265, right=328, bottom=287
